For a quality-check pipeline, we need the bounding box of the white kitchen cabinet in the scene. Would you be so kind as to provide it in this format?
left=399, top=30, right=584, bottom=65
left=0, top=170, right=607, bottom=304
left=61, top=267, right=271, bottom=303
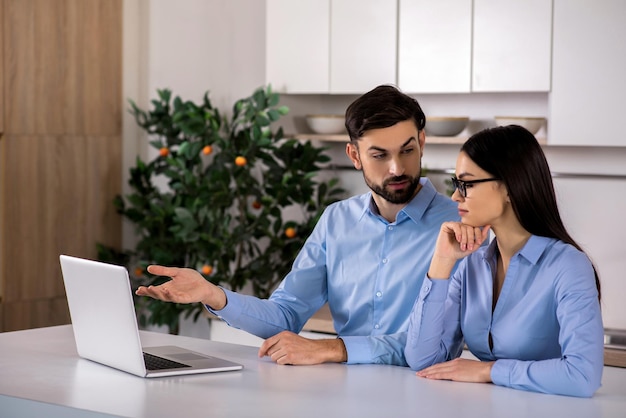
left=266, top=0, right=396, bottom=94
left=550, top=0, right=626, bottom=146
left=472, top=0, right=552, bottom=92
left=398, top=0, right=472, bottom=93
left=265, top=0, right=330, bottom=93
left=330, top=0, right=397, bottom=93
left=399, top=0, right=551, bottom=94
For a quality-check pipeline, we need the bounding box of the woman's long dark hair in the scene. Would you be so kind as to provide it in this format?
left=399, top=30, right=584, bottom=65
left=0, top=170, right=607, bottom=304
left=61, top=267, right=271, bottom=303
left=462, top=125, right=601, bottom=300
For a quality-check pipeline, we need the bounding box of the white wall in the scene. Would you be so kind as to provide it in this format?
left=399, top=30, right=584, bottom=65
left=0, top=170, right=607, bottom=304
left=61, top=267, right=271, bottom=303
left=124, top=0, right=626, bottom=332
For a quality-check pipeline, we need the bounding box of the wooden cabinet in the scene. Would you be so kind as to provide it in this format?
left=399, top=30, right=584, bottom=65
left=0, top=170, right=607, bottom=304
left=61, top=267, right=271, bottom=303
left=0, top=0, right=122, bottom=331
left=399, top=0, right=552, bottom=93
left=266, top=0, right=396, bottom=94
left=398, top=0, right=472, bottom=93
left=473, top=0, right=552, bottom=92
left=549, top=0, right=626, bottom=146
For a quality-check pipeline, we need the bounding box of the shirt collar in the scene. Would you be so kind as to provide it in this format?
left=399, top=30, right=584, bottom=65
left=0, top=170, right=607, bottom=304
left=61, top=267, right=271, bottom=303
left=483, top=234, right=555, bottom=265
left=360, top=178, right=439, bottom=224
left=518, top=235, right=554, bottom=264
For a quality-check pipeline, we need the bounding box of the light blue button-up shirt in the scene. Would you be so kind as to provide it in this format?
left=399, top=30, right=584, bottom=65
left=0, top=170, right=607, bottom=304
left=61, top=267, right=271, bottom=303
left=405, top=235, right=604, bottom=397
left=208, top=178, right=458, bottom=366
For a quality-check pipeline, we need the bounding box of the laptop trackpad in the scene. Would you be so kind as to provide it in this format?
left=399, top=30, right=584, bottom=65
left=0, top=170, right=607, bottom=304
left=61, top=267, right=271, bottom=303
left=168, top=352, right=211, bottom=361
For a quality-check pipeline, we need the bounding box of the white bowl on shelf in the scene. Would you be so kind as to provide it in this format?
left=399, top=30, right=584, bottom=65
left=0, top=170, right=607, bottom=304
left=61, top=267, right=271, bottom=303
left=305, top=114, right=346, bottom=135
left=495, top=116, right=546, bottom=135
left=425, top=117, right=469, bottom=137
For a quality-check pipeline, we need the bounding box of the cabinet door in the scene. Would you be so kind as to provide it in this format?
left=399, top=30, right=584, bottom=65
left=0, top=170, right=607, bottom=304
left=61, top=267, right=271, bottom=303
left=550, top=0, right=626, bottom=146
left=330, top=0, right=397, bottom=94
left=398, top=0, right=472, bottom=93
left=472, top=0, right=552, bottom=92
left=266, top=0, right=330, bottom=93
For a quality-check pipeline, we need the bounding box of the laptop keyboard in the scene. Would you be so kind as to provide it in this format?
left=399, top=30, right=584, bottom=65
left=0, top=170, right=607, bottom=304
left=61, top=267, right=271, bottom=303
left=143, top=352, right=191, bottom=370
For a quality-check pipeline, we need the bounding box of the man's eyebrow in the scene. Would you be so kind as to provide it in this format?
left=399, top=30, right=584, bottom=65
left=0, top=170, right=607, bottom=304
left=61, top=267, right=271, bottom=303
left=367, top=137, right=417, bottom=152
left=401, top=137, right=417, bottom=148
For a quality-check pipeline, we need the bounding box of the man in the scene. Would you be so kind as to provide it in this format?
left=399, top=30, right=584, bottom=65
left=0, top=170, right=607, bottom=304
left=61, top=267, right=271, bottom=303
left=136, top=85, right=459, bottom=366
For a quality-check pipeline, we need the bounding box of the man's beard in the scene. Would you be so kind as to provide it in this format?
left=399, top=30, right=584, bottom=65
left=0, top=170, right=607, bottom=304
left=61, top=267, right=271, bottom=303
left=363, top=173, right=421, bottom=204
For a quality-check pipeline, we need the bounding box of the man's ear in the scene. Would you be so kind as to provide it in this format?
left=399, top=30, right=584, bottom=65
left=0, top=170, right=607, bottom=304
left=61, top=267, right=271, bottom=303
left=346, top=142, right=362, bottom=170
left=418, top=129, right=426, bottom=155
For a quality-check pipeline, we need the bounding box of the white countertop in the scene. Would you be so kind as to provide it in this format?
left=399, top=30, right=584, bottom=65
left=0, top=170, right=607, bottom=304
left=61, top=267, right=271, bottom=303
left=1, top=325, right=625, bottom=418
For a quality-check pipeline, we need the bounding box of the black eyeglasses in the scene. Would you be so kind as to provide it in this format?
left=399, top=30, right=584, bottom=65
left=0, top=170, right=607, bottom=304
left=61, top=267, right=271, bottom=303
left=450, top=177, right=500, bottom=198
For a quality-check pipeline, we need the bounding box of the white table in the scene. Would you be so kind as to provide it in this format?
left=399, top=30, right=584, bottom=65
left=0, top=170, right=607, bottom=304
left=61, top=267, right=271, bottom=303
left=1, top=325, right=625, bottom=417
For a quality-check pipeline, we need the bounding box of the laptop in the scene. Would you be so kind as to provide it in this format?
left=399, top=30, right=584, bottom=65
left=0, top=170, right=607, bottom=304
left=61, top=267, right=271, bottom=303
left=59, top=254, right=243, bottom=378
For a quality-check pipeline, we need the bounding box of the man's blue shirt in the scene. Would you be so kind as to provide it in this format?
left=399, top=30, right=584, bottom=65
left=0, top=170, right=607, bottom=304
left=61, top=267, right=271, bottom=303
left=208, top=178, right=458, bottom=366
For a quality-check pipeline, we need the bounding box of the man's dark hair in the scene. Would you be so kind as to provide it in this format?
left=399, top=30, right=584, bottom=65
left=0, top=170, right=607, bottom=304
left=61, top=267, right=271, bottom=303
left=345, top=85, right=426, bottom=141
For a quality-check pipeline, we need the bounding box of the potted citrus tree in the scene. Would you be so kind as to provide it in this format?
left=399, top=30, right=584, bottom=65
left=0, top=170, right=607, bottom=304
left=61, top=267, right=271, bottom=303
left=98, top=85, right=344, bottom=334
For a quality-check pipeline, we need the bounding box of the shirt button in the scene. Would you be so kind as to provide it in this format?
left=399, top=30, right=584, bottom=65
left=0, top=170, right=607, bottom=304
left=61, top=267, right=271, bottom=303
left=388, top=226, right=393, bottom=231
left=376, top=291, right=382, bottom=297
left=374, top=324, right=380, bottom=329
left=382, top=258, right=388, bottom=264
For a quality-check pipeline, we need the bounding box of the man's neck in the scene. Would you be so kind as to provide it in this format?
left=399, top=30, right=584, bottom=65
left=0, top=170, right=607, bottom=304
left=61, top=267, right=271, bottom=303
left=371, top=184, right=422, bottom=223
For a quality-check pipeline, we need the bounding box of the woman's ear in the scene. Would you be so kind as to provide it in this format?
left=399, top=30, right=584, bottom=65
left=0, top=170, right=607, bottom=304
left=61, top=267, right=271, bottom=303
left=346, top=142, right=362, bottom=170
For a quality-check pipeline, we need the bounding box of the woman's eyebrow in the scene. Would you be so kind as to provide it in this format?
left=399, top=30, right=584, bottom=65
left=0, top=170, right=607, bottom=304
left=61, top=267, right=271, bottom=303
left=456, top=172, right=476, bottom=179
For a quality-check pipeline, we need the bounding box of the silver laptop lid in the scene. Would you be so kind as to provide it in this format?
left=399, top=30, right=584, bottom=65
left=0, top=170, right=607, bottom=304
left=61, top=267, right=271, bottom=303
left=60, top=255, right=243, bottom=378
left=60, top=255, right=147, bottom=376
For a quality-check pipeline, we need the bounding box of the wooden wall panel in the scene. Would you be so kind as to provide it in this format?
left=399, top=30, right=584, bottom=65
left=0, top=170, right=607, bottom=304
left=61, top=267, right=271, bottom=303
left=1, top=0, right=122, bottom=331
left=2, top=297, right=71, bottom=332
left=0, top=0, right=4, bottom=133
left=1, top=0, right=5, bottom=314
left=2, top=134, right=121, bottom=303
left=4, top=0, right=122, bottom=135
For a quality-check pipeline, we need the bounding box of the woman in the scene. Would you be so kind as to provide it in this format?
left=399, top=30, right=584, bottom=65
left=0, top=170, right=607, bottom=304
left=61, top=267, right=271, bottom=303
left=404, top=125, right=603, bottom=397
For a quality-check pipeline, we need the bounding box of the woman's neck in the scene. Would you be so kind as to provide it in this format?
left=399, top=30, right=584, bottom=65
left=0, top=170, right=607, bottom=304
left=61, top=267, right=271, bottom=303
left=493, top=224, right=532, bottom=261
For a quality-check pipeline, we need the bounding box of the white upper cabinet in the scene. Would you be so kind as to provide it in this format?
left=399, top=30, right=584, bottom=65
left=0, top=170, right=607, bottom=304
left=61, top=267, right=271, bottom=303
left=398, top=0, right=472, bottom=93
left=550, top=0, right=626, bottom=146
left=266, top=0, right=396, bottom=94
left=399, top=0, right=551, bottom=94
left=472, top=0, right=552, bottom=92
left=266, top=0, right=330, bottom=93
left=330, top=0, right=397, bottom=93
left=268, top=0, right=552, bottom=95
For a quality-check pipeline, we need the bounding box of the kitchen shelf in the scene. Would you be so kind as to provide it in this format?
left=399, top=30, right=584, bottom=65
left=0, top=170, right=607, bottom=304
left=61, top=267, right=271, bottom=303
left=292, top=133, right=547, bottom=146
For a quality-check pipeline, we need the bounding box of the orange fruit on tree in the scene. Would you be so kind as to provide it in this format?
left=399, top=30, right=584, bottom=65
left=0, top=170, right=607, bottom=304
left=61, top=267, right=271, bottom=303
left=159, top=147, right=169, bottom=157
left=202, top=145, right=213, bottom=155
left=201, top=265, right=213, bottom=276
left=134, top=267, right=143, bottom=277
left=285, top=227, right=297, bottom=239
left=252, top=200, right=262, bottom=209
left=234, top=156, right=247, bottom=166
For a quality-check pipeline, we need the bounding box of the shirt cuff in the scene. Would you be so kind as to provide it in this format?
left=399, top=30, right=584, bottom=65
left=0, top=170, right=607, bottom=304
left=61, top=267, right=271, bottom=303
left=421, top=277, right=449, bottom=302
left=205, top=288, right=241, bottom=323
left=340, top=335, right=370, bottom=364
left=490, top=359, right=511, bottom=387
